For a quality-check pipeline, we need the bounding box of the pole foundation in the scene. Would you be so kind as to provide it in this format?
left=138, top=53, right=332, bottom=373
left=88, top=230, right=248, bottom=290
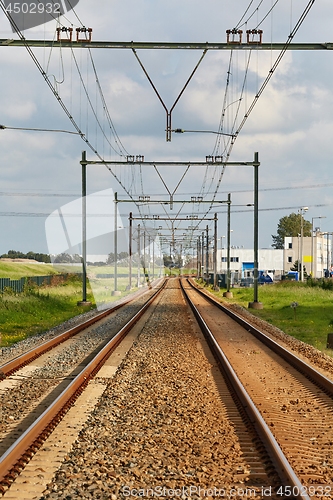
left=77, top=300, right=92, bottom=306
left=248, top=301, right=263, bottom=309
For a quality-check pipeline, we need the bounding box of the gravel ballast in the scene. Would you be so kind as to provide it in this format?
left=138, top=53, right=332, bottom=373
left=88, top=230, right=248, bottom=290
left=0, top=287, right=160, bottom=436
left=41, top=280, right=250, bottom=499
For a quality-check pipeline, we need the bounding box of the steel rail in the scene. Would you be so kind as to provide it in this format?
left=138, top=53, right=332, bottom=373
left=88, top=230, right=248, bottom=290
left=187, top=278, right=333, bottom=396
left=0, top=281, right=164, bottom=378
left=0, top=280, right=167, bottom=488
left=180, top=279, right=310, bottom=499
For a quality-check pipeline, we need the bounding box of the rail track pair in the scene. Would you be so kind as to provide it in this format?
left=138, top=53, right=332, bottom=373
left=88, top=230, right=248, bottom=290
left=0, top=277, right=332, bottom=498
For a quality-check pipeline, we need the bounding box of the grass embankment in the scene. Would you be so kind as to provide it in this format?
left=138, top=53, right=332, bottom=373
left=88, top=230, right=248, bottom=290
left=0, top=261, right=59, bottom=279
left=203, top=280, right=333, bottom=356
left=0, top=274, right=95, bottom=347
left=0, top=261, right=166, bottom=347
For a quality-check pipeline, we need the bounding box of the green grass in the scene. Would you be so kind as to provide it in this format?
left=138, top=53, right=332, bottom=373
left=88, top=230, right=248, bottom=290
left=202, top=280, right=333, bottom=356
left=0, top=262, right=166, bottom=348
left=0, top=275, right=95, bottom=347
left=0, top=261, right=59, bottom=279
left=86, top=264, right=165, bottom=307
left=166, top=267, right=197, bottom=277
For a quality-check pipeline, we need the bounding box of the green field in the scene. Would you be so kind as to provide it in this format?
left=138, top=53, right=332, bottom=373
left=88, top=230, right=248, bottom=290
left=0, top=261, right=59, bottom=278
left=203, top=280, right=333, bottom=356
left=0, top=261, right=164, bottom=347
left=0, top=274, right=95, bottom=346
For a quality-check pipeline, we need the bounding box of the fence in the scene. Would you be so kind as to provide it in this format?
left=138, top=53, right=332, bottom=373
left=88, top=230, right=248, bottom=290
left=0, top=274, right=72, bottom=293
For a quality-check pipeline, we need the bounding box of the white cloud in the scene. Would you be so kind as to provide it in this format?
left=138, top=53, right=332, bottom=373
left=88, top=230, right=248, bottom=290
left=1, top=0, right=333, bottom=253
left=4, top=100, right=37, bottom=120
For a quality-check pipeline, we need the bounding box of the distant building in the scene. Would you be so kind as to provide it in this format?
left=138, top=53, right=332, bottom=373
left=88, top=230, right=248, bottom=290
left=284, top=232, right=331, bottom=278
left=207, top=231, right=332, bottom=281
left=216, top=247, right=284, bottom=281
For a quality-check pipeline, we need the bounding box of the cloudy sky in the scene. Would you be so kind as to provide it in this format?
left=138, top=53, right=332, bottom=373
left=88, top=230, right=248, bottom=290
left=0, top=0, right=333, bottom=258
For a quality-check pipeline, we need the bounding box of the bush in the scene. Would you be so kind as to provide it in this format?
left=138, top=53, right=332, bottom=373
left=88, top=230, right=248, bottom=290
left=306, top=277, right=333, bottom=291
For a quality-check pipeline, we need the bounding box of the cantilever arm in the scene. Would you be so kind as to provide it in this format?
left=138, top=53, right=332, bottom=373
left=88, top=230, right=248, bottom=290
left=132, top=48, right=207, bottom=141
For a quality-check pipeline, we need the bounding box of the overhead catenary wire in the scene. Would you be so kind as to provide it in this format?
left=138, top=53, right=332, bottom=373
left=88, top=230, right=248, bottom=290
left=235, top=0, right=281, bottom=30
left=1, top=203, right=329, bottom=218
left=200, top=0, right=317, bottom=226
left=233, top=0, right=257, bottom=29
left=0, top=0, right=319, bottom=250
left=211, top=1, right=278, bottom=160
left=0, top=125, right=81, bottom=135
left=67, top=1, right=133, bottom=192
left=0, top=1, right=150, bottom=225
left=200, top=38, right=253, bottom=199
left=234, top=0, right=317, bottom=137
left=212, top=1, right=313, bottom=152
left=68, top=44, right=123, bottom=156
left=1, top=0, right=129, bottom=159
left=63, top=0, right=129, bottom=156
left=1, top=179, right=330, bottom=198
left=173, top=0, right=316, bottom=245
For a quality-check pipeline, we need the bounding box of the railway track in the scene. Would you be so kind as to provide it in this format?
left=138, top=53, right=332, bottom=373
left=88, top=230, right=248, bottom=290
left=0, top=281, right=166, bottom=494
left=0, top=281, right=164, bottom=378
left=181, top=278, right=333, bottom=499
left=1, top=277, right=332, bottom=498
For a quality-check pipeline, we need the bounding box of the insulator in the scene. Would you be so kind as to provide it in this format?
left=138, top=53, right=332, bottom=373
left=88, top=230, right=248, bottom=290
left=56, top=27, right=73, bottom=42
left=246, top=29, right=263, bottom=44
left=76, top=27, right=93, bottom=43
left=226, top=29, right=243, bottom=44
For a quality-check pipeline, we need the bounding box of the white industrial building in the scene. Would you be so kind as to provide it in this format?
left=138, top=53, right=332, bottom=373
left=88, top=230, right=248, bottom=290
left=217, top=247, right=284, bottom=281
left=284, top=231, right=331, bottom=278
left=211, top=231, right=331, bottom=281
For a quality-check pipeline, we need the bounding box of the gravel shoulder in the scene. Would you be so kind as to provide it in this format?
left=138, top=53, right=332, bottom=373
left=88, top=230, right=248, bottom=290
left=193, top=282, right=333, bottom=381
left=225, top=300, right=333, bottom=380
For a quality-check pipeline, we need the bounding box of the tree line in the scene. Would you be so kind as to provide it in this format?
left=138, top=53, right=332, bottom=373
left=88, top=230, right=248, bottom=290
left=0, top=250, right=51, bottom=263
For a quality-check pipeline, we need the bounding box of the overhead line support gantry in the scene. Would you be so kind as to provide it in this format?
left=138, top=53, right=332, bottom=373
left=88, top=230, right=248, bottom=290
left=2, top=38, right=332, bottom=140
left=1, top=40, right=332, bottom=50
